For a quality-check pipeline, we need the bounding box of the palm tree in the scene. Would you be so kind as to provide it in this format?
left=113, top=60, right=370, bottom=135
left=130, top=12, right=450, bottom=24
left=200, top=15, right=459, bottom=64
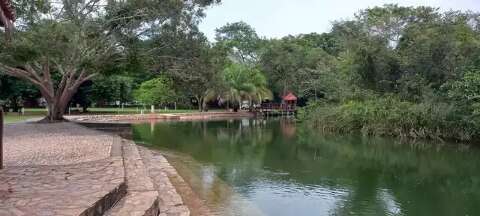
left=248, top=68, right=273, bottom=103
left=221, top=63, right=272, bottom=111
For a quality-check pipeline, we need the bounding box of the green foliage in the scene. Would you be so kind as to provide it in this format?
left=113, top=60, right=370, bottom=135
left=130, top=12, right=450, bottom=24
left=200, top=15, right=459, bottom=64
left=134, top=77, right=175, bottom=106
left=292, top=5, right=480, bottom=143
left=149, top=22, right=228, bottom=110
left=259, top=36, right=335, bottom=97
left=221, top=63, right=272, bottom=105
left=0, top=75, right=40, bottom=109
left=90, top=75, right=136, bottom=105
left=0, top=0, right=221, bottom=114
left=444, top=69, right=480, bottom=103
left=300, top=97, right=477, bottom=141
left=442, top=69, right=480, bottom=120
left=215, top=21, right=262, bottom=64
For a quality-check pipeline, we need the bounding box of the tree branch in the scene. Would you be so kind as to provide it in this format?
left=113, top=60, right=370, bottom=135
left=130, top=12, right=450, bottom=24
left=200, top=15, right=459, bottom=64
left=0, top=63, right=54, bottom=100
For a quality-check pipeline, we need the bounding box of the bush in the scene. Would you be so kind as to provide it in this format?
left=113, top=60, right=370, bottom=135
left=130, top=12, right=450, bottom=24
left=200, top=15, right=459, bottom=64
left=134, top=77, right=175, bottom=106
left=299, top=97, right=479, bottom=142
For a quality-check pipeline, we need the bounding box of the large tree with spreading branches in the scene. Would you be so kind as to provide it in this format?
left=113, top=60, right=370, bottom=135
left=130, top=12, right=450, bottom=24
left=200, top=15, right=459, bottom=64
left=0, top=0, right=220, bottom=121
left=0, top=21, right=117, bottom=121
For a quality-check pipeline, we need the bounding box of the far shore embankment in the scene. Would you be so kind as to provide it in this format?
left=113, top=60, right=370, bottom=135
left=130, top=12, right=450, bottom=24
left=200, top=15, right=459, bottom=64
left=66, top=111, right=255, bottom=124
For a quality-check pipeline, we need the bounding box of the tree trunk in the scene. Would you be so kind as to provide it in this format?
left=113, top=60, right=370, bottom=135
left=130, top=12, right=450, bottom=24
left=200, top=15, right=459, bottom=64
left=0, top=60, right=95, bottom=123
left=43, top=86, right=78, bottom=122
left=11, top=97, right=19, bottom=112
left=46, top=101, right=68, bottom=121
left=196, top=96, right=204, bottom=112
left=202, top=99, right=209, bottom=112
left=0, top=107, right=3, bottom=169
left=0, top=3, right=14, bottom=42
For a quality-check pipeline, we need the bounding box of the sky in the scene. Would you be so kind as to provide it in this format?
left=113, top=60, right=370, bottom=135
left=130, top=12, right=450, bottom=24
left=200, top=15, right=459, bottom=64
left=199, top=0, right=480, bottom=41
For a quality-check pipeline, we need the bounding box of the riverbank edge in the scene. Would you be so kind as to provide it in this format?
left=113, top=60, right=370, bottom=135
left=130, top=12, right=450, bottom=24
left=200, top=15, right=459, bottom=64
left=67, top=111, right=254, bottom=123
left=68, top=114, right=222, bottom=215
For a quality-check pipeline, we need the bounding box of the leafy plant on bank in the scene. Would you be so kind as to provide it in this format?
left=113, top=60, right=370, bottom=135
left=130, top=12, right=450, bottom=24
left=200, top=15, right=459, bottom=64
left=299, top=96, right=478, bottom=142
left=134, top=77, right=175, bottom=107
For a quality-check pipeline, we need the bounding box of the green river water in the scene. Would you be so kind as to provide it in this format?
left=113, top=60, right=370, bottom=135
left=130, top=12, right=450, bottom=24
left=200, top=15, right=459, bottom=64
left=132, top=118, right=480, bottom=216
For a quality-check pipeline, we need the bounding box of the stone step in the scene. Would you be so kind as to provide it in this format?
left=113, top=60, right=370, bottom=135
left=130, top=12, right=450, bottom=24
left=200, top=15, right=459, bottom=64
left=138, top=147, right=195, bottom=216
left=0, top=159, right=127, bottom=216
left=104, top=140, right=160, bottom=216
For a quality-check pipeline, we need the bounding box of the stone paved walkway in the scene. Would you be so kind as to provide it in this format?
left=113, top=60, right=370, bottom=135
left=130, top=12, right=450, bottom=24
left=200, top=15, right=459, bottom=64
left=0, top=159, right=125, bottom=216
left=4, top=123, right=113, bottom=166
left=0, top=122, right=125, bottom=216
left=138, top=147, right=197, bottom=216
left=0, top=121, right=204, bottom=216
left=105, top=140, right=159, bottom=216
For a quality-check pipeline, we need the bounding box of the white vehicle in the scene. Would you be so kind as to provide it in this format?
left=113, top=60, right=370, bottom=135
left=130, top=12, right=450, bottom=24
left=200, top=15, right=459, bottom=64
left=241, top=101, right=250, bottom=110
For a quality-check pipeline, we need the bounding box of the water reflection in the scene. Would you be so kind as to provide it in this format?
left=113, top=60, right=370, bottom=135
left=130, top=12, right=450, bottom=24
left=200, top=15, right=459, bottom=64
left=133, top=118, right=480, bottom=216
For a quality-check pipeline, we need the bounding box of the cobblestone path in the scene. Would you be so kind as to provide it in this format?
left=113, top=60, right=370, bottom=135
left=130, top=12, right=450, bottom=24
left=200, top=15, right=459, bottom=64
left=0, top=122, right=125, bottom=216
left=0, top=121, right=201, bottom=216
left=3, top=122, right=112, bottom=166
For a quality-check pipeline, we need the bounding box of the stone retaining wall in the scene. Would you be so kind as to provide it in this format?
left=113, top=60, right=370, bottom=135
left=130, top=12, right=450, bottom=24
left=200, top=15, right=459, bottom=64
left=67, top=112, right=254, bottom=123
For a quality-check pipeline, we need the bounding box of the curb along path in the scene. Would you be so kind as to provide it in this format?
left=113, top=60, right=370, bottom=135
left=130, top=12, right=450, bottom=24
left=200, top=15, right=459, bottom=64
left=138, top=147, right=190, bottom=216
left=104, top=140, right=159, bottom=216
left=138, top=147, right=213, bottom=216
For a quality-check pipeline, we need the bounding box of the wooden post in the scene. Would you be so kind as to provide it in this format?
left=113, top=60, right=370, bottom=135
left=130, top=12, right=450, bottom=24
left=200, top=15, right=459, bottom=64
left=1, top=107, right=3, bottom=169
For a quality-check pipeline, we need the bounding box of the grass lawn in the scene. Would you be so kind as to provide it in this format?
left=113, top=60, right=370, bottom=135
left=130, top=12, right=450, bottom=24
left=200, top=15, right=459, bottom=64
left=3, top=113, right=45, bottom=124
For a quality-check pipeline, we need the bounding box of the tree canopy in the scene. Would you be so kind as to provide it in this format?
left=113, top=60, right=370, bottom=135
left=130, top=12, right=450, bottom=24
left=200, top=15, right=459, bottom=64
left=134, top=77, right=175, bottom=106
left=0, top=0, right=221, bottom=120
left=215, top=21, right=262, bottom=64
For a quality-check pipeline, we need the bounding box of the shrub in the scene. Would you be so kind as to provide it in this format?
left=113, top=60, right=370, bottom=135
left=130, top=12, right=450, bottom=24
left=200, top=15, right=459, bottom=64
left=134, top=77, right=175, bottom=106
left=299, top=97, right=479, bottom=142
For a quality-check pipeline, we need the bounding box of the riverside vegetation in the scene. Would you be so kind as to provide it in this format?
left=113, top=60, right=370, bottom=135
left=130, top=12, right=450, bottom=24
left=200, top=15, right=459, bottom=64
left=293, top=6, right=480, bottom=143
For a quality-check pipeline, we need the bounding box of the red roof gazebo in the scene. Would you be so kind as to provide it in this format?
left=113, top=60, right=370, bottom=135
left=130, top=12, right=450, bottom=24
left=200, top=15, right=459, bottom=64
left=282, top=92, right=297, bottom=102
left=257, top=92, right=298, bottom=115
left=282, top=92, right=297, bottom=112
